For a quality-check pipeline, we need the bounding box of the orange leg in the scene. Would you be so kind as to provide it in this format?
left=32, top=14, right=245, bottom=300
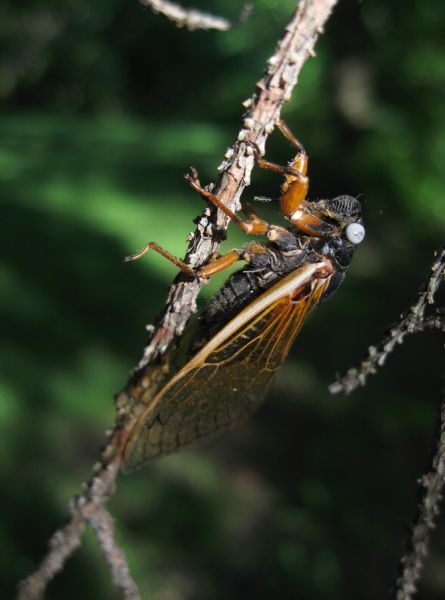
left=198, top=243, right=278, bottom=278
left=280, top=176, right=309, bottom=217
left=256, top=157, right=304, bottom=179
left=255, top=119, right=310, bottom=218
left=197, top=249, right=242, bottom=278
left=255, top=119, right=308, bottom=177
left=124, top=242, right=196, bottom=276
left=125, top=241, right=244, bottom=280
left=241, top=202, right=269, bottom=228
left=276, top=119, right=308, bottom=179
left=185, top=169, right=270, bottom=236
left=277, top=119, right=309, bottom=193
left=125, top=167, right=282, bottom=280
left=256, top=155, right=309, bottom=218
left=276, top=119, right=305, bottom=154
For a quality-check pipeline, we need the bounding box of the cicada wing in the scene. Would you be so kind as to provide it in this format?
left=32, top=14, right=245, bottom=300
left=122, top=262, right=332, bottom=472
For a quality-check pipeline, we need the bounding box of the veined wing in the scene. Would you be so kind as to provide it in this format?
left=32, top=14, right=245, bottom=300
left=121, top=260, right=333, bottom=472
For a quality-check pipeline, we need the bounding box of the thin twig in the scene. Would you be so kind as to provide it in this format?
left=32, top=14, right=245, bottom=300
left=17, top=515, right=86, bottom=599
left=18, top=1, right=339, bottom=597
left=18, top=484, right=139, bottom=599
left=327, top=242, right=445, bottom=599
left=330, top=243, right=445, bottom=395
left=88, top=508, right=140, bottom=600
left=139, top=0, right=252, bottom=31
left=395, top=379, right=445, bottom=600
left=18, top=457, right=121, bottom=599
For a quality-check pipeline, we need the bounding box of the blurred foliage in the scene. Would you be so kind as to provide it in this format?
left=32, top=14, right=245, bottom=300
left=1, top=0, right=445, bottom=598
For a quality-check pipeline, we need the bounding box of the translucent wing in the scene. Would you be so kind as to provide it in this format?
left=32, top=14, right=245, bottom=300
left=122, top=261, right=332, bottom=472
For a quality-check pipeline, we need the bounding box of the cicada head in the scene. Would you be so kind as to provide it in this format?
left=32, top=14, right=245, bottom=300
left=289, top=194, right=364, bottom=271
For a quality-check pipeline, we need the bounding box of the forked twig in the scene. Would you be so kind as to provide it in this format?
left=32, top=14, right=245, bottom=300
left=18, top=1, right=339, bottom=597
left=18, top=461, right=121, bottom=599
left=19, top=496, right=139, bottom=599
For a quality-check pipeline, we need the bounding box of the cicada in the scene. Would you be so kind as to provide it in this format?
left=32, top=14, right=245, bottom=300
left=121, top=120, right=365, bottom=472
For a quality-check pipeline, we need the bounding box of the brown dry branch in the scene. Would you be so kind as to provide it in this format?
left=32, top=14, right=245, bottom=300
left=330, top=243, right=445, bottom=600
left=18, top=1, right=339, bottom=598
left=139, top=0, right=252, bottom=31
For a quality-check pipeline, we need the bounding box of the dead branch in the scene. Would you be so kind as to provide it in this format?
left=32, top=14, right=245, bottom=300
left=88, top=507, right=140, bottom=600
left=395, top=379, right=445, bottom=600
left=139, top=0, right=252, bottom=31
left=330, top=243, right=445, bottom=395
left=18, top=515, right=86, bottom=599
left=18, top=1, right=339, bottom=597
left=18, top=460, right=121, bottom=600
left=329, top=243, right=445, bottom=599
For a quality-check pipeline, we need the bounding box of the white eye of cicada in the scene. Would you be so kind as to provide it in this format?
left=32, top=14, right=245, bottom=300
left=345, top=222, right=365, bottom=245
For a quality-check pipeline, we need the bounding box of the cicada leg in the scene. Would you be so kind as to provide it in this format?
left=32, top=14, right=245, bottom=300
left=124, top=242, right=196, bottom=276
left=276, top=119, right=306, bottom=156
left=125, top=241, right=245, bottom=280
left=241, top=201, right=268, bottom=227
left=255, top=119, right=309, bottom=219
left=185, top=168, right=270, bottom=236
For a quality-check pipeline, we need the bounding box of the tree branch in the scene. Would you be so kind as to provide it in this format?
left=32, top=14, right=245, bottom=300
left=18, top=460, right=121, bottom=600
left=330, top=243, right=445, bottom=395
left=88, top=507, right=140, bottom=600
left=394, top=376, right=445, bottom=600
left=18, top=1, right=339, bottom=597
left=18, top=515, right=86, bottom=599
left=328, top=242, right=445, bottom=599
left=139, top=0, right=252, bottom=31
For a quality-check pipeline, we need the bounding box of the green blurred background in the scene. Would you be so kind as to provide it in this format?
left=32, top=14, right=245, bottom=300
left=1, top=0, right=445, bottom=598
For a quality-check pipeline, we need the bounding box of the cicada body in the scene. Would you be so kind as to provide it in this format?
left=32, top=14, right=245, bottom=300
left=121, top=120, right=365, bottom=472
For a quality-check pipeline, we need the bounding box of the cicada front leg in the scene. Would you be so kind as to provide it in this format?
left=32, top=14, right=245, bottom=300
left=124, top=239, right=248, bottom=280
left=184, top=168, right=270, bottom=236
left=255, top=119, right=309, bottom=219
left=184, top=167, right=297, bottom=252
